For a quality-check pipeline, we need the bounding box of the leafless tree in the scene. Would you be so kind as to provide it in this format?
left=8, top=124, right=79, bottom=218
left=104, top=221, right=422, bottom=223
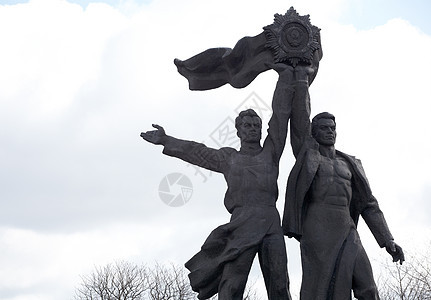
left=74, top=261, right=262, bottom=300
left=147, top=263, right=195, bottom=300
left=377, top=244, right=431, bottom=300
left=75, top=261, right=149, bottom=300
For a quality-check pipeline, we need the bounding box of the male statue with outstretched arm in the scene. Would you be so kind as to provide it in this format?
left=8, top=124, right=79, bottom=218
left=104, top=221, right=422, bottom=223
left=140, top=64, right=305, bottom=300
left=282, top=64, right=405, bottom=299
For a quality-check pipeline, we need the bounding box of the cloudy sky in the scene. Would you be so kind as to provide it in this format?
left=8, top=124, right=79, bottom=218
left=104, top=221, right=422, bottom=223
left=0, top=0, right=430, bottom=299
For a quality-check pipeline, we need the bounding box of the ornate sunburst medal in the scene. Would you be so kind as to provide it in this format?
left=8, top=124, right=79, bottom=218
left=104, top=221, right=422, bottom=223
left=264, top=7, right=321, bottom=66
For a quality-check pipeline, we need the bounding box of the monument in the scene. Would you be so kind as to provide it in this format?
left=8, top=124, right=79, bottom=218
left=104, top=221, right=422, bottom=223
left=282, top=96, right=405, bottom=298
left=141, top=7, right=403, bottom=300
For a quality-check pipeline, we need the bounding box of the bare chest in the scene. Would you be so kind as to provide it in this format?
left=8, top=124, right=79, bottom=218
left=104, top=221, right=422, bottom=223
left=317, top=156, right=352, bottom=181
left=309, top=155, right=353, bottom=205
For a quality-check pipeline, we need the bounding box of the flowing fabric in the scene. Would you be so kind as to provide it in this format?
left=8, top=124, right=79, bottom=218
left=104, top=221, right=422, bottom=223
left=174, top=33, right=272, bottom=90
left=185, top=206, right=282, bottom=299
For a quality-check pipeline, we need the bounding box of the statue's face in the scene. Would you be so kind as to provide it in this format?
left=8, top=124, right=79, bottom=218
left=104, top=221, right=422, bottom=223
left=237, top=116, right=262, bottom=143
left=314, top=118, right=336, bottom=146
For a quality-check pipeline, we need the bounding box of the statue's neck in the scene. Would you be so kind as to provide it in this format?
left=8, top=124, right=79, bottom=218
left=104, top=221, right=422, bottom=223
left=240, top=142, right=262, bottom=155
left=319, top=144, right=336, bottom=158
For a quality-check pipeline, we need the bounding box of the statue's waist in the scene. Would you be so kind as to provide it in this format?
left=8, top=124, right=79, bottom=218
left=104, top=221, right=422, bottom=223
left=309, top=191, right=351, bottom=206
left=307, top=200, right=351, bottom=214
left=228, top=192, right=277, bottom=205
left=225, top=193, right=277, bottom=213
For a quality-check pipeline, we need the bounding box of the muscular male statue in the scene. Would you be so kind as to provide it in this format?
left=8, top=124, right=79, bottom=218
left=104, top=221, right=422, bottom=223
left=141, top=65, right=300, bottom=300
left=282, top=66, right=405, bottom=299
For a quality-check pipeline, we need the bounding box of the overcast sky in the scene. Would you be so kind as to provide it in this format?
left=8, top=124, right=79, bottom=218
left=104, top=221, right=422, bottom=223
left=0, top=0, right=430, bottom=299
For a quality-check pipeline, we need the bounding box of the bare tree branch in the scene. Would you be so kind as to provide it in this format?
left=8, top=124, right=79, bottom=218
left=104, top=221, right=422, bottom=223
left=74, top=261, right=262, bottom=300
left=377, top=243, right=431, bottom=300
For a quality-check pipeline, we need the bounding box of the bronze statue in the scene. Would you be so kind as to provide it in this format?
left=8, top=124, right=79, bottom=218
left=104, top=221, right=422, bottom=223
left=141, top=65, right=300, bottom=299
left=282, top=64, right=405, bottom=299
left=140, top=6, right=404, bottom=300
left=141, top=8, right=324, bottom=299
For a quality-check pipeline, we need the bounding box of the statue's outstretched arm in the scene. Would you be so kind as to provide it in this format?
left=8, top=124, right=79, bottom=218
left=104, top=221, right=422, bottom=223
left=141, top=125, right=227, bottom=173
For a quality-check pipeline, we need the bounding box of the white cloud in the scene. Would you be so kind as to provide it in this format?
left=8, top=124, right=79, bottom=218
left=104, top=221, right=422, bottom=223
left=0, top=0, right=128, bottom=119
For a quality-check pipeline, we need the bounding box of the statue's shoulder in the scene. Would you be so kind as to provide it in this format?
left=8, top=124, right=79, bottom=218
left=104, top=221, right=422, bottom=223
left=218, top=147, right=238, bottom=158
left=336, top=150, right=359, bottom=163
left=336, top=150, right=369, bottom=179
left=220, top=147, right=237, bottom=153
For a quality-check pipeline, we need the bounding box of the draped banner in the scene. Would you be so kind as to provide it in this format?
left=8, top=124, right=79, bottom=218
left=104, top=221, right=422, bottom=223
left=174, top=33, right=272, bottom=91
left=174, top=7, right=323, bottom=91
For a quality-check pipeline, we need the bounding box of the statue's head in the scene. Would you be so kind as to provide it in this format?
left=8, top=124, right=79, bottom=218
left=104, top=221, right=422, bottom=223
left=312, top=112, right=336, bottom=146
left=235, top=109, right=262, bottom=143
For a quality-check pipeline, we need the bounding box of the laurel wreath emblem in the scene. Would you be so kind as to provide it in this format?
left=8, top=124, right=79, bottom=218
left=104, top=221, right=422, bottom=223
left=264, top=7, right=321, bottom=66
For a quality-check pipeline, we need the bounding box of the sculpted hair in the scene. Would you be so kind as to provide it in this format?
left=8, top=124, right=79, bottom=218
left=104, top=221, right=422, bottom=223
left=235, top=109, right=262, bottom=130
left=311, top=112, right=336, bottom=138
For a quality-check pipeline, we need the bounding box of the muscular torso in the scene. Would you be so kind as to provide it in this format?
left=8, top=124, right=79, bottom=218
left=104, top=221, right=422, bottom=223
left=309, top=154, right=353, bottom=207
left=301, top=153, right=356, bottom=264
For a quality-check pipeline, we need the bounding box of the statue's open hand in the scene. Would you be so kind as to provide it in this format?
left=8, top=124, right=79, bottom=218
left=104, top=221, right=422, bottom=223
left=385, top=240, right=405, bottom=265
left=140, top=124, right=166, bottom=145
